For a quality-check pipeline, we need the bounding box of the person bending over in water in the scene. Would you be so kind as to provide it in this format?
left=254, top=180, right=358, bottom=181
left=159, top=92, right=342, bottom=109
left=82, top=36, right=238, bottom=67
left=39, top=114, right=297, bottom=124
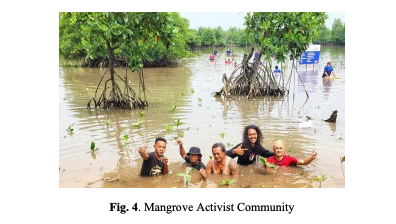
left=266, top=140, right=317, bottom=167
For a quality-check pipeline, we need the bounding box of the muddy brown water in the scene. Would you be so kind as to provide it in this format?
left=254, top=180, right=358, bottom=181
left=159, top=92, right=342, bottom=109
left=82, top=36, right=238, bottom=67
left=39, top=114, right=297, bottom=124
left=59, top=46, right=345, bottom=188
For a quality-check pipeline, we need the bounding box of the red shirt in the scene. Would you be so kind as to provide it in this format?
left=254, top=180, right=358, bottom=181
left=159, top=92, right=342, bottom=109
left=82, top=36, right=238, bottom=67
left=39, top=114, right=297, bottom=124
left=267, top=155, right=298, bottom=167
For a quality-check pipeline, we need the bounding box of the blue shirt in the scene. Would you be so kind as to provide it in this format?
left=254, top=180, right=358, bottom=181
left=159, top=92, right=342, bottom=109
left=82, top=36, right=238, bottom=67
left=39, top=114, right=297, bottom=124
left=214, top=50, right=217, bottom=55
left=254, top=52, right=259, bottom=59
left=323, top=65, right=333, bottom=78
left=274, top=69, right=281, bottom=73
left=226, top=50, right=231, bottom=54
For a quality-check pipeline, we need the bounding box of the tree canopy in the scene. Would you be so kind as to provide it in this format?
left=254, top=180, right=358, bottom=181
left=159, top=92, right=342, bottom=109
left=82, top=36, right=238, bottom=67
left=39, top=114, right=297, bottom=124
left=244, top=12, right=327, bottom=63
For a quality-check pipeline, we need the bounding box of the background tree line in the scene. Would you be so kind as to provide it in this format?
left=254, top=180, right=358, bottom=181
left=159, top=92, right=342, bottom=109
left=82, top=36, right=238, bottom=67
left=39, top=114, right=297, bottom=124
left=59, top=13, right=344, bottom=67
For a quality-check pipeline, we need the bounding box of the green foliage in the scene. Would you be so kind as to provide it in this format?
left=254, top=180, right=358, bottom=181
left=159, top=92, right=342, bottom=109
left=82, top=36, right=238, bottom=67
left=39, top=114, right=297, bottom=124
left=170, top=105, right=176, bottom=112
left=173, top=118, right=184, bottom=127
left=165, top=125, right=173, bottom=131
left=139, top=111, right=145, bottom=117
left=105, top=120, right=111, bottom=128
left=66, top=123, right=74, bottom=134
left=209, top=155, right=213, bottom=160
left=245, top=12, right=327, bottom=63
left=200, top=28, right=217, bottom=46
left=331, top=18, right=345, bottom=44
left=122, top=134, right=129, bottom=147
left=313, top=174, right=327, bottom=188
left=90, top=141, right=98, bottom=151
left=219, top=179, right=236, bottom=186
left=176, top=168, right=193, bottom=185
left=60, top=12, right=176, bottom=71
left=133, top=119, right=143, bottom=128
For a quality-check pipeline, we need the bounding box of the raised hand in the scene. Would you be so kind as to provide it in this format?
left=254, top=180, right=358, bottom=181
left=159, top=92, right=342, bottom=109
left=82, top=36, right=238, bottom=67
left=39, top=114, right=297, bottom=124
left=233, top=144, right=248, bottom=155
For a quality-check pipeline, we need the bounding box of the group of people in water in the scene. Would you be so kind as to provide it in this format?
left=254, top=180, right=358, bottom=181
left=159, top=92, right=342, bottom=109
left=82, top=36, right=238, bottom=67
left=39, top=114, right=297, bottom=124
left=138, top=125, right=317, bottom=179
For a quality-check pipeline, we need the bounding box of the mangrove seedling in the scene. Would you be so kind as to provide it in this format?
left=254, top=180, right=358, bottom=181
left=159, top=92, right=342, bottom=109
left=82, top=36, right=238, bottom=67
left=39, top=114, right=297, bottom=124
left=90, top=141, right=98, bottom=151
left=139, top=112, right=145, bottom=117
left=122, top=134, right=129, bottom=147
left=259, top=157, right=279, bottom=187
left=190, top=88, right=195, bottom=94
left=177, top=168, right=193, bottom=186
left=220, top=133, right=225, bottom=139
left=219, top=179, right=236, bottom=186
left=66, top=124, right=74, bottom=134
left=314, top=129, right=317, bottom=134
left=209, top=156, right=213, bottom=160
left=227, top=142, right=233, bottom=147
left=180, top=93, right=185, bottom=97
left=165, top=125, right=173, bottom=131
left=170, top=105, right=176, bottom=112
left=313, top=174, right=327, bottom=188
left=133, top=119, right=143, bottom=128
left=173, top=118, right=184, bottom=127
left=198, top=98, right=202, bottom=102
left=105, top=120, right=111, bottom=128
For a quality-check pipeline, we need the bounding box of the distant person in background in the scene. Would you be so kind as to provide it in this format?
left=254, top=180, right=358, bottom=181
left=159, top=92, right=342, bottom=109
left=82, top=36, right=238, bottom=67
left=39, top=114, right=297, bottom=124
left=139, top=137, right=169, bottom=176
left=234, top=62, right=237, bottom=69
left=322, top=60, right=336, bottom=78
left=226, top=48, right=231, bottom=56
left=214, top=50, right=217, bottom=56
left=274, top=65, right=281, bottom=73
left=254, top=51, right=260, bottom=59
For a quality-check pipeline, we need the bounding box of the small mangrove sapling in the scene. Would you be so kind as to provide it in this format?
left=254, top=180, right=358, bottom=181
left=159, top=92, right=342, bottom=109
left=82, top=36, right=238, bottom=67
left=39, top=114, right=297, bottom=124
left=313, top=174, right=327, bottom=188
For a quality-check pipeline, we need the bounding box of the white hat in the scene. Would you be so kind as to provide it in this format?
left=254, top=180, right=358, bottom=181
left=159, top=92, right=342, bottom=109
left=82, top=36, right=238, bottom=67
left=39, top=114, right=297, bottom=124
left=327, top=59, right=333, bottom=64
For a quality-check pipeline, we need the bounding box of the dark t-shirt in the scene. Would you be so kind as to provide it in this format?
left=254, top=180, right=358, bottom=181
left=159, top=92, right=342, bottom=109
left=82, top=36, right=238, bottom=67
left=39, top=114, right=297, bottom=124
left=140, top=152, right=164, bottom=176
left=226, top=142, right=274, bottom=165
left=184, top=155, right=206, bottom=170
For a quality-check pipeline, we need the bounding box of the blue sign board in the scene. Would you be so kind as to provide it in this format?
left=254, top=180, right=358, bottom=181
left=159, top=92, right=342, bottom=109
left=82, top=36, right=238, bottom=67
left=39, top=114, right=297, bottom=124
left=298, top=44, right=321, bottom=65
left=299, top=51, right=320, bottom=65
